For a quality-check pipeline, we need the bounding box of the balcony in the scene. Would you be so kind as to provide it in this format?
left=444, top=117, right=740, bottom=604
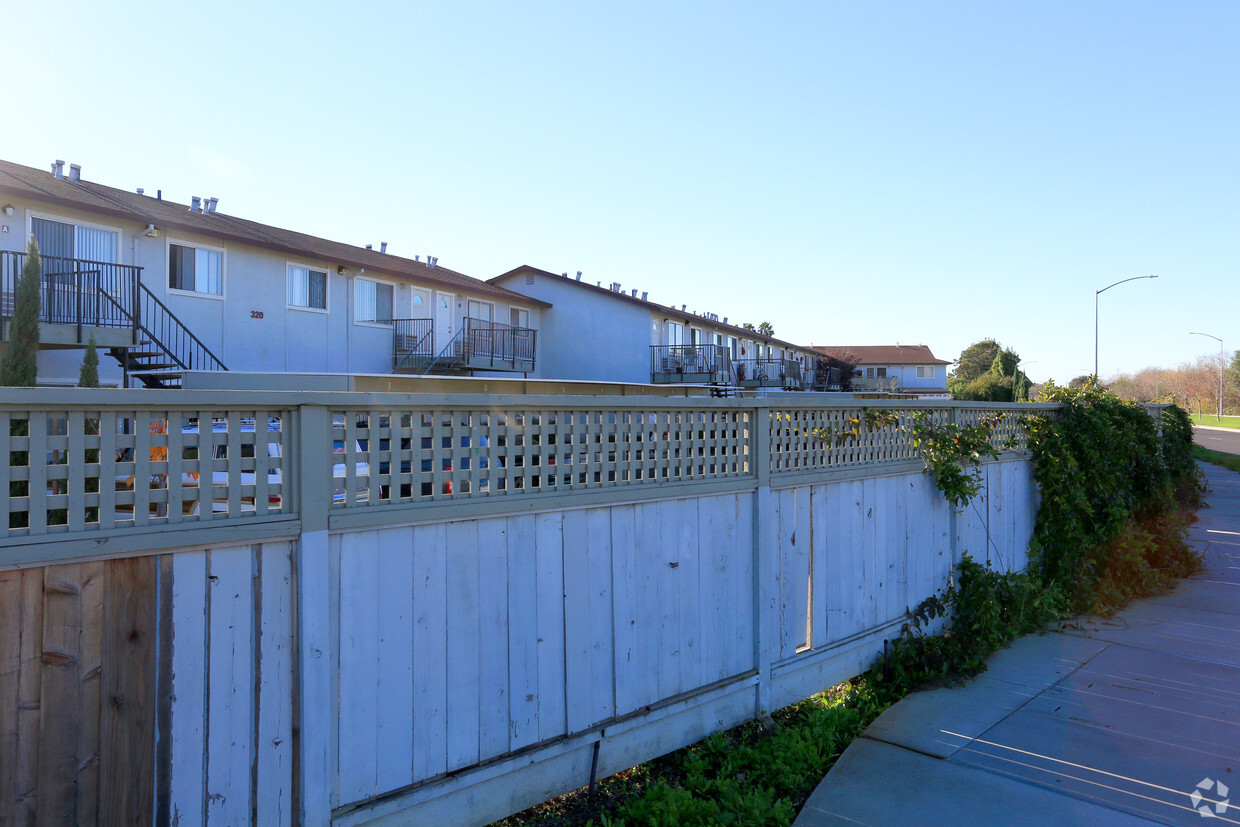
left=650, top=344, right=733, bottom=385
left=852, top=376, right=900, bottom=392
left=734, top=357, right=805, bottom=390
left=1, top=251, right=141, bottom=349
left=395, top=317, right=537, bottom=375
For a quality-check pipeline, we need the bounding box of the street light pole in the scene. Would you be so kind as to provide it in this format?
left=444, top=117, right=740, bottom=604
left=1095, top=275, right=1159, bottom=380
left=1190, top=331, right=1224, bottom=421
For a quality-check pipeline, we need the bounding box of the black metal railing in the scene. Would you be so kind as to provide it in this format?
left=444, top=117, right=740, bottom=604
left=460, top=317, right=536, bottom=369
left=135, top=282, right=226, bottom=372
left=650, top=344, right=733, bottom=383
left=734, top=357, right=804, bottom=389
left=2, top=251, right=141, bottom=343
left=392, top=318, right=435, bottom=371
left=810, top=365, right=843, bottom=391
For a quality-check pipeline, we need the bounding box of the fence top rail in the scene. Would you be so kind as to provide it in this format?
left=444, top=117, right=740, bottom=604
left=0, top=387, right=1076, bottom=412
left=0, top=387, right=1074, bottom=412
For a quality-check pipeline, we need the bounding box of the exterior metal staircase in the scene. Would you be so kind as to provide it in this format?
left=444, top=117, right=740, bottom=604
left=422, top=327, right=469, bottom=375
left=114, top=283, right=227, bottom=388
left=1, top=251, right=226, bottom=389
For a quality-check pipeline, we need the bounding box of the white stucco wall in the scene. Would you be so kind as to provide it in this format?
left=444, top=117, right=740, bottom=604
left=494, top=273, right=652, bottom=383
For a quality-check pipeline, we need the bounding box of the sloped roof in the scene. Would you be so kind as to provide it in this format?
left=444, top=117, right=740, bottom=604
left=813, top=345, right=950, bottom=365
left=0, top=158, right=547, bottom=307
left=492, top=265, right=817, bottom=355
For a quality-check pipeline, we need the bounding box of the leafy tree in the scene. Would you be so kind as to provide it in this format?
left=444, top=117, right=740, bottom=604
left=1, top=236, right=42, bottom=387
left=951, top=339, right=1000, bottom=382
left=78, top=336, right=100, bottom=388
left=991, top=347, right=1020, bottom=377
left=1069, top=375, right=1093, bottom=389
left=757, top=321, right=775, bottom=337
left=741, top=322, right=756, bottom=332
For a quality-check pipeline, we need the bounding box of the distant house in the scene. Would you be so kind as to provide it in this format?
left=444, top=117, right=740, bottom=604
left=0, top=158, right=546, bottom=387
left=813, top=345, right=950, bottom=397
left=491, top=265, right=831, bottom=391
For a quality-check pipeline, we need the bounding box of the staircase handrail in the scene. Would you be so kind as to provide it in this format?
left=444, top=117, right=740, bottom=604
left=422, top=325, right=468, bottom=375
left=136, top=282, right=227, bottom=372
left=393, top=318, right=436, bottom=372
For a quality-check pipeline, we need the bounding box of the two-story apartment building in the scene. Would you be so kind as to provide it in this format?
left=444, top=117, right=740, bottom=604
left=0, top=159, right=546, bottom=387
left=490, top=265, right=833, bottom=391
left=813, top=345, right=950, bottom=397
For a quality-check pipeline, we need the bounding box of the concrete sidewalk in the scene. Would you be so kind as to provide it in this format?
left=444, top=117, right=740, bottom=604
left=795, top=462, right=1240, bottom=826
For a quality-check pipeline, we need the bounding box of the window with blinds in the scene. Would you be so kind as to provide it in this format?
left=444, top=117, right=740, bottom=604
left=355, top=278, right=393, bottom=324
left=169, top=243, right=223, bottom=295
left=288, top=265, right=327, bottom=310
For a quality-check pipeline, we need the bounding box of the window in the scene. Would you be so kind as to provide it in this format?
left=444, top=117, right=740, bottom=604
left=510, top=307, right=530, bottom=328
left=467, top=300, right=493, bottom=322
left=916, top=366, right=933, bottom=378
left=288, top=265, right=327, bottom=310
left=866, top=367, right=875, bottom=378
left=355, top=278, right=393, bottom=323
left=31, top=216, right=118, bottom=263
left=169, top=243, right=223, bottom=295
left=876, top=367, right=887, bottom=378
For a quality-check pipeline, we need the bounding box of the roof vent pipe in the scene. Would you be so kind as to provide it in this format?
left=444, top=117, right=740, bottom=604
left=51, top=160, right=65, bottom=179
left=190, top=196, right=202, bottom=213
left=365, top=243, right=372, bottom=250
left=207, top=197, right=219, bottom=214
left=380, top=242, right=388, bottom=254
left=576, top=273, right=582, bottom=281
left=157, top=190, right=162, bottom=201
left=681, top=304, right=687, bottom=311
left=631, top=288, right=637, bottom=297
left=429, top=256, right=438, bottom=268
left=641, top=291, right=648, bottom=300
left=137, top=187, right=145, bottom=195
left=723, top=317, right=728, bottom=324
left=415, top=255, right=420, bottom=262
left=562, top=272, right=568, bottom=277
left=68, top=164, right=81, bottom=183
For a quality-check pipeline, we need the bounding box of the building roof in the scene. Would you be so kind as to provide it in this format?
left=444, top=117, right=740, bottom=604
left=0, top=158, right=548, bottom=308
left=813, top=345, right=950, bottom=366
left=492, top=264, right=817, bottom=355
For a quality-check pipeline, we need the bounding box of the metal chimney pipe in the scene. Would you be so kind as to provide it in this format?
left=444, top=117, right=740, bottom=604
left=380, top=242, right=388, bottom=254
left=52, top=160, right=65, bottom=179
left=207, top=197, right=219, bottom=214
left=68, top=164, right=81, bottom=183
left=190, top=196, right=202, bottom=213
left=365, top=244, right=372, bottom=250
left=641, top=291, right=648, bottom=301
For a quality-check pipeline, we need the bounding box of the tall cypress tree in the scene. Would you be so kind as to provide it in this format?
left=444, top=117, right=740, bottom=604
left=1, top=235, right=42, bottom=387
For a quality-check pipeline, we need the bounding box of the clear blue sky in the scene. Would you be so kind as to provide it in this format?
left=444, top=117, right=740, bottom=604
left=7, top=1, right=1237, bottom=383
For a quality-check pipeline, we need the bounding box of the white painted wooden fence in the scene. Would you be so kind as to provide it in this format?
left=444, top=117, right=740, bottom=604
left=0, top=390, right=1067, bottom=825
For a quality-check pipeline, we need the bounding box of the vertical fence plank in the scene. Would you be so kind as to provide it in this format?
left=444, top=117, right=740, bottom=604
left=610, top=505, right=640, bottom=716
left=338, top=531, right=380, bottom=802
left=478, top=518, right=510, bottom=762
left=655, top=500, right=683, bottom=702
left=632, top=502, right=661, bottom=709
left=810, top=485, right=829, bottom=650
left=0, top=569, right=27, bottom=825
left=533, top=513, right=566, bottom=742
left=297, top=530, right=333, bottom=827
left=205, top=547, right=254, bottom=826
left=506, top=514, right=539, bottom=750
left=561, top=509, right=593, bottom=733
left=375, top=529, right=414, bottom=796
left=168, top=550, right=208, bottom=827
left=445, top=520, right=481, bottom=769
left=257, top=542, right=295, bottom=826
left=677, top=498, right=702, bottom=692
left=412, top=523, right=449, bottom=781
left=585, top=508, right=615, bottom=726
left=36, top=563, right=86, bottom=823
left=100, top=557, right=156, bottom=827
left=74, top=562, right=104, bottom=827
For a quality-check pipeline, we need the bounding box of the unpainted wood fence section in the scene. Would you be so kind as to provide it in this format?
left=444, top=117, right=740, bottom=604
left=0, top=390, right=1071, bottom=826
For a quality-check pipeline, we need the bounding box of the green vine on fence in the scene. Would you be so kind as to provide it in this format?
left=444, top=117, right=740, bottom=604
left=910, top=412, right=1015, bottom=509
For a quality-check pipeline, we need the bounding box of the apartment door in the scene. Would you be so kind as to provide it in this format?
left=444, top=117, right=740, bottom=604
left=435, top=292, right=454, bottom=352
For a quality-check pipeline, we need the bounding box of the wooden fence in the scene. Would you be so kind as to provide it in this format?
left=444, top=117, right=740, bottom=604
left=0, top=390, right=1078, bottom=826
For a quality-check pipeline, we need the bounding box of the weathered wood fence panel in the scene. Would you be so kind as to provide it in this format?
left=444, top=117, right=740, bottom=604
left=0, top=558, right=156, bottom=827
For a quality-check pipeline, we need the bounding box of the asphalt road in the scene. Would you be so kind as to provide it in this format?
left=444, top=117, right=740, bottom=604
left=1194, top=425, right=1240, bottom=456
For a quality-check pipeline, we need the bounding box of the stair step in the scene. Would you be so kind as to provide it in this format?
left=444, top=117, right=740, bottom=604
left=131, top=361, right=179, bottom=371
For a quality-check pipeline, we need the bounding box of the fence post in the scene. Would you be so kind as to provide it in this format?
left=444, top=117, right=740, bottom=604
left=294, top=404, right=333, bottom=824
left=752, top=403, right=778, bottom=717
